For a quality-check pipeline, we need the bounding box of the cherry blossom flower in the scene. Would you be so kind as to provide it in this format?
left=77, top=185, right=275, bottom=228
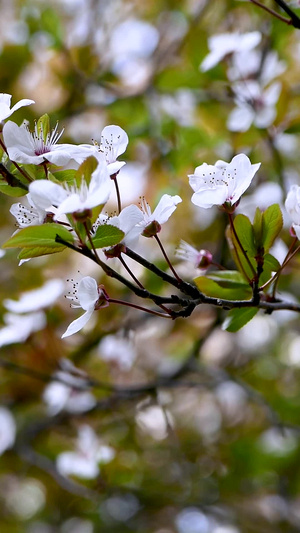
left=189, top=154, right=260, bottom=209
left=29, top=160, right=111, bottom=219
left=78, top=125, right=129, bottom=175
left=200, top=31, right=261, bottom=72
left=176, top=240, right=213, bottom=269
left=62, top=276, right=109, bottom=338
left=0, top=312, right=46, bottom=347
left=3, top=120, right=89, bottom=167
left=0, top=407, right=16, bottom=455
left=43, top=358, right=96, bottom=415
left=107, top=204, right=144, bottom=247
left=10, top=193, right=47, bottom=228
left=139, top=194, right=182, bottom=236
left=56, top=425, right=115, bottom=479
left=98, top=333, right=137, bottom=371
left=285, top=185, right=300, bottom=239
left=227, top=49, right=286, bottom=85
left=227, top=80, right=281, bottom=132
left=43, top=382, right=96, bottom=416
left=3, top=279, right=64, bottom=313
left=0, top=93, right=34, bottom=123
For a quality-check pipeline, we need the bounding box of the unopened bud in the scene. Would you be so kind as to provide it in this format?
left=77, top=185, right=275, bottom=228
left=196, top=250, right=213, bottom=269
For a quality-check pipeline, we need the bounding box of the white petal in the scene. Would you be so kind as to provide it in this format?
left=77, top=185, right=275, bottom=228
left=3, top=121, right=44, bottom=164
left=29, top=180, right=68, bottom=210
left=78, top=276, right=99, bottom=310
left=101, top=125, right=128, bottom=160
left=4, top=279, right=64, bottom=313
left=227, top=106, right=254, bottom=132
left=56, top=452, right=99, bottom=479
left=191, top=186, right=228, bottom=208
left=61, top=308, right=94, bottom=338
left=151, top=194, right=182, bottom=224
left=117, top=205, right=144, bottom=235
left=8, top=98, right=35, bottom=116
left=0, top=408, right=16, bottom=455
left=254, top=106, right=276, bottom=128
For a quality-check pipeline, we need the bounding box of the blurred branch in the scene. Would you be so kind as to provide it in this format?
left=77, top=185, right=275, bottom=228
left=249, top=0, right=300, bottom=28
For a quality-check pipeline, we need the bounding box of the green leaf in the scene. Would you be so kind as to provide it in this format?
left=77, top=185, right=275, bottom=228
left=222, top=307, right=259, bottom=332
left=74, top=156, right=98, bottom=187
left=37, top=114, right=50, bottom=143
left=261, top=204, right=283, bottom=252
left=194, top=276, right=252, bottom=300
left=51, top=169, right=76, bottom=183
left=258, top=253, right=281, bottom=286
left=0, top=182, right=27, bottom=197
left=3, top=223, right=74, bottom=250
left=226, top=215, right=256, bottom=280
left=92, top=224, right=125, bottom=249
left=206, top=270, right=249, bottom=289
left=253, top=207, right=263, bottom=248
left=18, top=246, right=65, bottom=259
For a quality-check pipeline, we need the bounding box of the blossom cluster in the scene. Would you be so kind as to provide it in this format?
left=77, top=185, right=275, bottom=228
left=0, top=90, right=299, bottom=342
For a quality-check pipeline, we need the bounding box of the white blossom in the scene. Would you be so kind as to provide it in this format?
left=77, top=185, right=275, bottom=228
left=0, top=407, right=16, bottom=455
left=98, top=334, right=137, bottom=371
left=227, top=80, right=281, bottom=132
left=3, top=120, right=90, bottom=167
left=0, top=93, right=34, bottom=123
left=10, top=193, right=47, bottom=228
left=200, top=31, right=261, bottom=72
left=227, top=49, right=286, bottom=85
left=43, top=382, right=96, bottom=416
left=285, top=185, right=300, bottom=239
left=56, top=425, right=115, bottom=479
left=29, top=160, right=111, bottom=219
left=189, top=154, right=260, bottom=209
left=0, top=312, right=46, bottom=347
left=78, top=125, right=129, bottom=175
left=139, top=194, right=182, bottom=234
left=3, top=279, right=64, bottom=313
left=107, top=204, right=144, bottom=247
left=62, top=276, right=108, bottom=338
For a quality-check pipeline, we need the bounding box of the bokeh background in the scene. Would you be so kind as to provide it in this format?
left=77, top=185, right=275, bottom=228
left=1, top=0, right=300, bottom=531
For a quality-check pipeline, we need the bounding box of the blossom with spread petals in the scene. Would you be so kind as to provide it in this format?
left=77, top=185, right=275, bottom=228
left=56, top=425, right=115, bottom=479
left=285, top=185, right=300, bottom=239
left=79, top=125, right=129, bottom=175
left=62, top=276, right=108, bottom=338
left=103, top=204, right=144, bottom=248
left=189, top=154, right=260, bottom=209
left=29, top=160, right=111, bottom=219
left=200, top=31, right=261, bottom=72
left=0, top=93, right=34, bottom=123
left=3, top=120, right=89, bottom=167
left=10, top=193, right=48, bottom=228
left=227, top=81, right=281, bottom=132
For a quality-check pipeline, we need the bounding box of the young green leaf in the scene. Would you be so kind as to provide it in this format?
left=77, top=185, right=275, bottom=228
left=222, top=307, right=259, bottom=332
left=2, top=223, right=74, bottom=250
left=92, top=224, right=125, bottom=249
left=206, top=270, right=250, bottom=289
left=194, top=276, right=252, bottom=300
left=261, top=204, right=283, bottom=252
left=74, top=156, right=98, bottom=187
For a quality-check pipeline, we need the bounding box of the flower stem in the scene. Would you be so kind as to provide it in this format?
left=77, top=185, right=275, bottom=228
left=228, top=213, right=256, bottom=279
left=259, top=237, right=298, bottom=294
left=118, top=255, right=144, bottom=289
left=249, top=0, right=292, bottom=24
left=108, top=297, right=173, bottom=319
left=154, top=234, right=182, bottom=282
left=83, top=222, right=101, bottom=264
left=112, top=174, right=122, bottom=214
